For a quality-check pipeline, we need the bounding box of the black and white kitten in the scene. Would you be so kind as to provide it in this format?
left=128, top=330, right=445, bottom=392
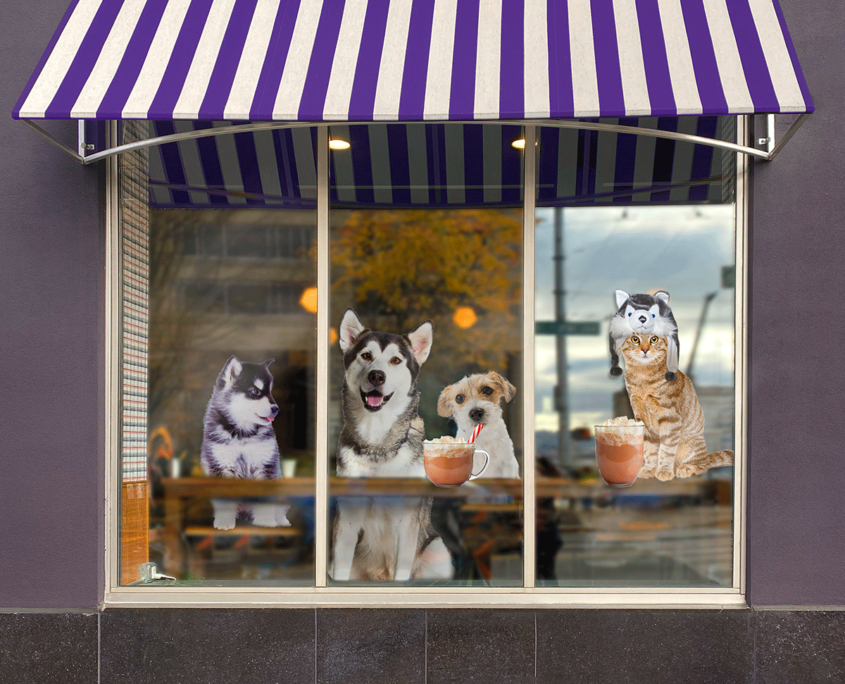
left=609, top=290, right=680, bottom=382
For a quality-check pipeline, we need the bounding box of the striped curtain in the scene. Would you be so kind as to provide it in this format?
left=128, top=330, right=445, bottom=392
left=121, top=121, right=150, bottom=483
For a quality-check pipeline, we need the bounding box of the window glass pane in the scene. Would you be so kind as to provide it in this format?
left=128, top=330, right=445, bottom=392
left=327, top=124, right=524, bottom=586
left=534, top=118, right=736, bottom=587
left=118, top=122, right=318, bottom=586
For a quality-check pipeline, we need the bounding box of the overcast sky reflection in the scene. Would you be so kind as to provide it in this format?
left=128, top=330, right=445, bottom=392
left=534, top=205, right=735, bottom=432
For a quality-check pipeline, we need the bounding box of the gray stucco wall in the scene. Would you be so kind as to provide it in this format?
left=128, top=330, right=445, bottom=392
left=0, top=0, right=104, bottom=608
left=0, top=0, right=841, bottom=610
left=746, top=0, right=845, bottom=605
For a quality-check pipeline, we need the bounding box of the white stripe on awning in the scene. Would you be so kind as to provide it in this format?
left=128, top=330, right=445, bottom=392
left=568, top=0, right=601, bottom=119
left=322, top=0, right=368, bottom=122
left=223, top=0, right=280, bottom=120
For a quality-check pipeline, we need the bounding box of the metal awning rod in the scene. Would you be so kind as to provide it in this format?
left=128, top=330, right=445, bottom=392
left=22, top=116, right=810, bottom=165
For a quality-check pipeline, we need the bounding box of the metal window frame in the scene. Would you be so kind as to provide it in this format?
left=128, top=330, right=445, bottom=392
left=103, top=120, right=748, bottom=609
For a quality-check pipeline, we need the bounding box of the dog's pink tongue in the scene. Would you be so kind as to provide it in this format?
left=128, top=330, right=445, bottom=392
left=366, top=394, right=383, bottom=407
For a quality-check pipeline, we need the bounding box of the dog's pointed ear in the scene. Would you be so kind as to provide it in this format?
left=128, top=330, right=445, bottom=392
left=615, top=289, right=630, bottom=309
left=437, top=386, right=453, bottom=417
left=263, top=358, right=275, bottom=369
left=339, top=309, right=366, bottom=352
left=218, top=356, right=242, bottom=386
left=407, top=320, right=433, bottom=365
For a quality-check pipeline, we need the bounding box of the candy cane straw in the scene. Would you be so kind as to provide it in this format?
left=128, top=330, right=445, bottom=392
left=469, top=423, right=483, bottom=443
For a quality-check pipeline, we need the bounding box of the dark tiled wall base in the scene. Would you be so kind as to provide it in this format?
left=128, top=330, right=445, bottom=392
left=0, top=612, right=98, bottom=684
left=2, top=610, right=845, bottom=684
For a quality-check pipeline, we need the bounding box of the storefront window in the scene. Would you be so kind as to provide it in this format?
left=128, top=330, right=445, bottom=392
left=116, top=119, right=741, bottom=595
left=534, top=120, right=737, bottom=587
left=327, top=124, right=524, bottom=586
left=118, top=122, right=317, bottom=585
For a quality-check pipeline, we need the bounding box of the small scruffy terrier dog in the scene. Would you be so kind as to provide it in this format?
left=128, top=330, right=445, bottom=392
left=437, top=371, right=520, bottom=478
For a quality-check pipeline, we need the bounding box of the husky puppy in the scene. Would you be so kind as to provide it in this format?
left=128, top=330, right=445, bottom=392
left=437, top=371, right=520, bottom=479
left=201, top=356, right=290, bottom=530
left=609, top=290, right=680, bottom=382
left=331, top=309, right=452, bottom=582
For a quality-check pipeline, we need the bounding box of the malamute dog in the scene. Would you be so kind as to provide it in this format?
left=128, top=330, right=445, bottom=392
left=201, top=356, right=290, bottom=530
left=331, top=309, right=452, bottom=581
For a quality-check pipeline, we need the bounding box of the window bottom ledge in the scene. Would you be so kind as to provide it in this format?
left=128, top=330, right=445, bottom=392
left=104, top=589, right=747, bottom=610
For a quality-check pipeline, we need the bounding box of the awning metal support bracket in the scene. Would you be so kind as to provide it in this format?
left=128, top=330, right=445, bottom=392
left=767, top=112, right=811, bottom=162
left=22, top=114, right=811, bottom=166
left=78, top=120, right=95, bottom=157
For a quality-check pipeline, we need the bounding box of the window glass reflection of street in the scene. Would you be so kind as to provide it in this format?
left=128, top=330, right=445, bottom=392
left=535, top=205, right=735, bottom=587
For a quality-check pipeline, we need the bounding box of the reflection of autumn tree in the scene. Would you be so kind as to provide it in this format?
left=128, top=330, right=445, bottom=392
left=331, top=208, right=523, bottom=373
left=148, top=212, right=229, bottom=456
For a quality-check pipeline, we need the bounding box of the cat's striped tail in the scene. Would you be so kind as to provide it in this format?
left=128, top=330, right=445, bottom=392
left=706, top=450, right=734, bottom=467
left=678, top=450, right=733, bottom=479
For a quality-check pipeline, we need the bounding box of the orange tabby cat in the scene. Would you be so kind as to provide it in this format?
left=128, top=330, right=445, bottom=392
left=621, top=334, right=733, bottom=481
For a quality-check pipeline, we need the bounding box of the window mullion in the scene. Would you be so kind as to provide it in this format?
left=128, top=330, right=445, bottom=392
left=523, top=125, right=536, bottom=588
left=315, top=125, right=330, bottom=588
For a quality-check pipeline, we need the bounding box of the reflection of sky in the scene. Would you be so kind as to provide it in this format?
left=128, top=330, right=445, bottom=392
left=535, top=206, right=735, bottom=431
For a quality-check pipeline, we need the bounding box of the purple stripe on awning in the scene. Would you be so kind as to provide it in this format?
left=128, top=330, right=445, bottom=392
left=398, top=0, right=435, bottom=121
left=650, top=117, right=677, bottom=202
left=298, top=0, right=347, bottom=120
left=501, top=124, right=522, bottom=204
left=273, top=128, right=297, bottom=198
left=193, top=121, right=228, bottom=205
left=233, top=131, right=264, bottom=204
left=635, top=0, right=677, bottom=116
left=386, top=125, right=411, bottom=204
left=348, top=0, right=390, bottom=120
left=688, top=115, right=717, bottom=201
left=726, top=0, right=779, bottom=112
left=537, top=127, right=557, bottom=203
left=499, top=0, right=524, bottom=119
left=198, top=0, right=259, bottom=120
left=349, top=125, right=375, bottom=204
left=44, top=0, right=124, bottom=118
left=591, top=0, right=625, bottom=117
left=12, top=0, right=81, bottom=118
left=679, top=0, right=727, bottom=115
left=771, top=0, right=813, bottom=112
left=612, top=117, right=639, bottom=203
left=448, top=0, right=480, bottom=119
left=250, top=0, right=300, bottom=120
left=546, top=0, right=574, bottom=117
left=148, top=0, right=214, bottom=119
left=96, top=0, right=169, bottom=118
left=154, top=121, right=190, bottom=205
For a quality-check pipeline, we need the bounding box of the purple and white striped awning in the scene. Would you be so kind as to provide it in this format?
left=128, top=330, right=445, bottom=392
left=14, top=0, right=813, bottom=122
left=147, top=118, right=733, bottom=208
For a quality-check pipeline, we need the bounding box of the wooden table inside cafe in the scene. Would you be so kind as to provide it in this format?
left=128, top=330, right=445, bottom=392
left=159, top=475, right=721, bottom=578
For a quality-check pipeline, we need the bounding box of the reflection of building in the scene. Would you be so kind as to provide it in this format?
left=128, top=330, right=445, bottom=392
left=149, top=210, right=316, bottom=463
left=697, top=387, right=735, bottom=453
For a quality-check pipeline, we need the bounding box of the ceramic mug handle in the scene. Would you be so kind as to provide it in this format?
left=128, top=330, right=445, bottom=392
left=469, top=449, right=490, bottom=479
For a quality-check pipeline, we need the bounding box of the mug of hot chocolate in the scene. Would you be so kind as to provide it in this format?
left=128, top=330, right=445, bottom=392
left=423, top=436, right=490, bottom=487
left=594, top=418, right=645, bottom=488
